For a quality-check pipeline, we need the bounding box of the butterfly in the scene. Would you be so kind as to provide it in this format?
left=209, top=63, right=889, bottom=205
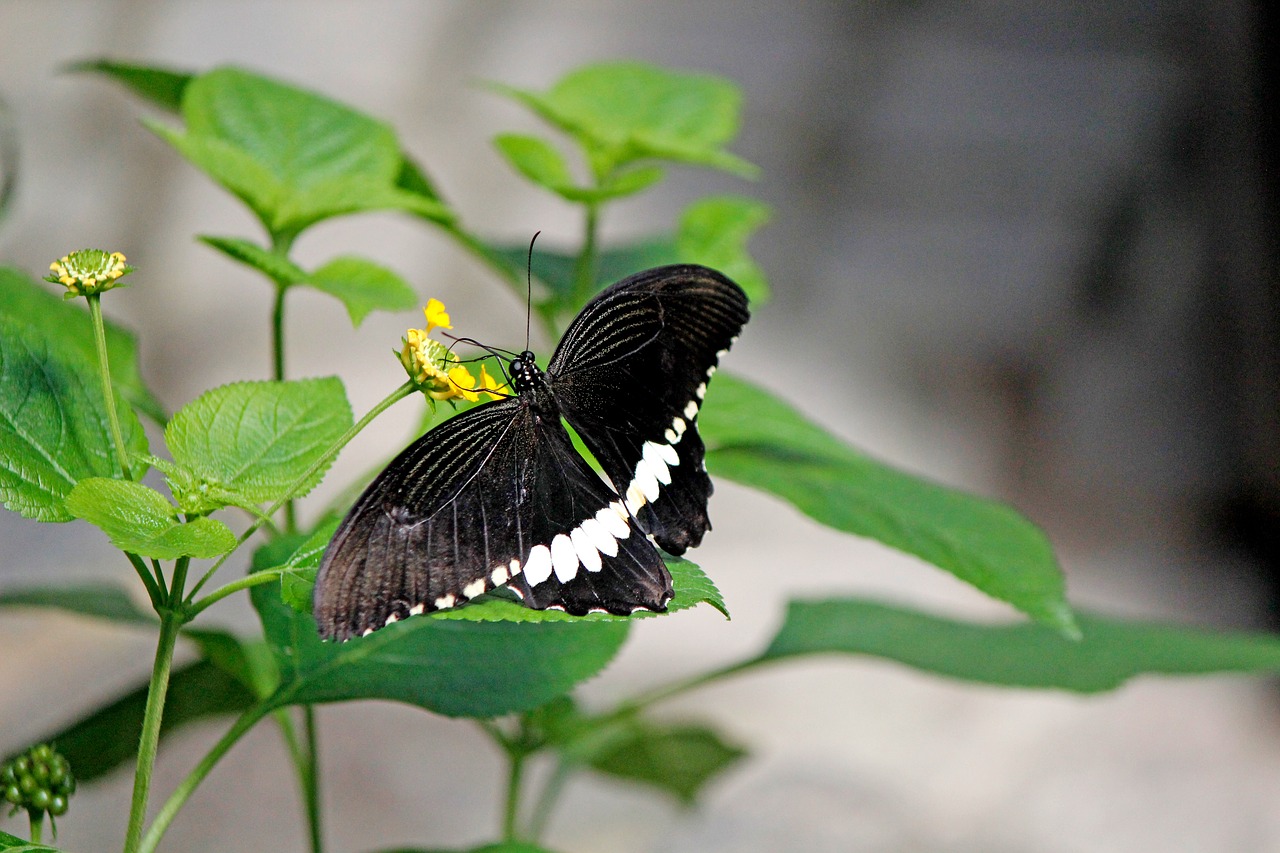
left=313, top=264, right=750, bottom=641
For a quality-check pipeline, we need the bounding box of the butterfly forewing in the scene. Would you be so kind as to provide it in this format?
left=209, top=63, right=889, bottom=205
left=547, top=265, right=749, bottom=554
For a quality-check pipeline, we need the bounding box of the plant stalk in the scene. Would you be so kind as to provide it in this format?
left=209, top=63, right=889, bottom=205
left=87, top=293, right=131, bottom=478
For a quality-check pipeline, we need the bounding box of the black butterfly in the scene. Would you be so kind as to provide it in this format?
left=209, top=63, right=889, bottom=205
left=314, top=264, right=749, bottom=641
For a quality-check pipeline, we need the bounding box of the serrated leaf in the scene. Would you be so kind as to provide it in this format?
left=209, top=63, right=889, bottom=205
left=151, top=67, right=452, bottom=239
left=20, top=659, right=257, bottom=783
left=69, top=58, right=192, bottom=112
left=0, top=583, right=154, bottom=625
left=760, top=598, right=1280, bottom=693
left=251, top=576, right=630, bottom=718
left=198, top=235, right=305, bottom=285
left=64, top=477, right=236, bottom=559
left=583, top=720, right=747, bottom=805
left=494, top=62, right=757, bottom=178
left=677, top=196, right=770, bottom=303
left=0, top=317, right=149, bottom=521
left=304, top=255, right=418, bottom=326
left=0, top=266, right=165, bottom=422
left=699, top=374, right=1077, bottom=637
left=165, top=377, right=352, bottom=512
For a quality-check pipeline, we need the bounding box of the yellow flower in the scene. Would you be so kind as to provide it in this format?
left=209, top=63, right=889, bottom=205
left=447, top=365, right=480, bottom=403
left=399, top=327, right=454, bottom=397
left=45, top=249, right=134, bottom=298
left=478, top=364, right=507, bottom=400
left=423, top=298, right=452, bottom=334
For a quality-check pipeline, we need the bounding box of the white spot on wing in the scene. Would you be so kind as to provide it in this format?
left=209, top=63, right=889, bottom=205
left=633, top=460, right=662, bottom=501
left=362, top=628, right=374, bottom=637
left=625, top=482, right=648, bottom=515
left=462, top=579, right=486, bottom=599
left=434, top=594, right=456, bottom=609
left=656, top=441, right=680, bottom=467
left=524, top=544, right=553, bottom=586
left=509, top=558, right=522, bottom=576
left=672, top=417, right=687, bottom=437
left=409, top=604, right=425, bottom=616
left=571, top=526, right=603, bottom=572
left=643, top=441, right=674, bottom=483
left=385, top=613, right=399, bottom=625
left=582, top=517, right=619, bottom=556
left=684, top=400, right=699, bottom=420
left=491, top=565, right=509, bottom=585
left=551, top=533, right=579, bottom=582
left=597, top=503, right=630, bottom=539
left=695, top=381, right=707, bottom=399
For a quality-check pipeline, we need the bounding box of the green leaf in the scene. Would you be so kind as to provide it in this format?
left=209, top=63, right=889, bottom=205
left=0, top=317, right=148, bottom=521
left=22, top=659, right=257, bottom=783
left=699, top=375, right=1077, bottom=637
left=493, top=134, right=662, bottom=202
left=677, top=196, right=771, bottom=303
left=251, top=576, right=630, bottom=718
left=0, top=583, right=154, bottom=625
left=64, top=477, right=236, bottom=559
left=303, top=255, right=418, bottom=326
left=582, top=720, right=746, bottom=805
left=493, top=133, right=576, bottom=191
left=0, top=266, right=165, bottom=422
left=396, top=152, right=444, bottom=202
left=484, top=239, right=679, bottom=308
left=164, top=377, right=352, bottom=512
left=68, top=58, right=193, bottom=112
left=198, top=235, right=305, bottom=285
left=495, top=62, right=757, bottom=178
left=0, top=829, right=60, bottom=851
left=760, top=598, right=1280, bottom=693
left=151, top=67, right=452, bottom=238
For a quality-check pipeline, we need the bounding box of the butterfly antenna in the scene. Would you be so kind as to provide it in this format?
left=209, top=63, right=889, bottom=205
left=525, top=230, right=540, bottom=354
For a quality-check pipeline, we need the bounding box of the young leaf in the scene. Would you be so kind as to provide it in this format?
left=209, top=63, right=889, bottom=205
left=151, top=67, right=452, bottom=238
left=64, top=477, right=236, bottom=559
left=494, top=62, right=757, bottom=178
left=699, top=374, right=1077, bottom=637
left=198, top=235, right=305, bottom=286
left=250, top=577, right=630, bottom=718
left=0, top=318, right=148, bottom=522
left=493, top=133, right=576, bottom=191
left=0, top=266, right=165, bottom=422
left=303, top=255, right=418, bottom=326
left=676, top=196, right=771, bottom=303
left=759, top=598, right=1280, bottom=693
left=24, top=659, right=257, bottom=783
left=580, top=720, right=747, bottom=805
left=164, top=377, right=352, bottom=512
left=69, top=58, right=192, bottom=112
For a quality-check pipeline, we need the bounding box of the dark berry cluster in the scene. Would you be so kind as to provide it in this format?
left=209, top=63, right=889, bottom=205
left=2, top=744, right=74, bottom=822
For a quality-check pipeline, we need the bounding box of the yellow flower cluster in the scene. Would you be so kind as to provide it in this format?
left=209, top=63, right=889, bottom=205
left=46, top=249, right=133, bottom=298
left=400, top=300, right=507, bottom=403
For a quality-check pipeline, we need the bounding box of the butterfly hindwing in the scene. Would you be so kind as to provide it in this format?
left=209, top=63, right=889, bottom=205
left=314, top=389, right=671, bottom=640
left=547, top=264, right=749, bottom=554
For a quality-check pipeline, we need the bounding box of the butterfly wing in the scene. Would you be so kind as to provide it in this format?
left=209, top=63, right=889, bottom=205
left=546, top=264, right=749, bottom=555
left=313, top=393, right=670, bottom=641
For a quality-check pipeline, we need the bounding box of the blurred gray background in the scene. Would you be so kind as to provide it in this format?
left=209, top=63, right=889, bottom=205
left=2, top=2, right=1278, bottom=851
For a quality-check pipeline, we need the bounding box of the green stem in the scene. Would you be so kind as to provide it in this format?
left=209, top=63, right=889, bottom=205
left=125, top=552, right=163, bottom=610
left=610, top=659, right=759, bottom=720
left=122, top=560, right=189, bottom=853
left=137, top=701, right=274, bottom=853
left=87, top=293, right=131, bottom=478
left=302, top=706, right=323, bottom=853
left=29, top=811, right=43, bottom=845
left=502, top=746, right=527, bottom=843
left=526, top=758, right=571, bottom=843
left=185, top=380, right=417, bottom=605
left=571, top=202, right=600, bottom=308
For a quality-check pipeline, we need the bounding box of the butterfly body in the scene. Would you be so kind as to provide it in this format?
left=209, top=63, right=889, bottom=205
left=314, top=264, right=749, bottom=641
